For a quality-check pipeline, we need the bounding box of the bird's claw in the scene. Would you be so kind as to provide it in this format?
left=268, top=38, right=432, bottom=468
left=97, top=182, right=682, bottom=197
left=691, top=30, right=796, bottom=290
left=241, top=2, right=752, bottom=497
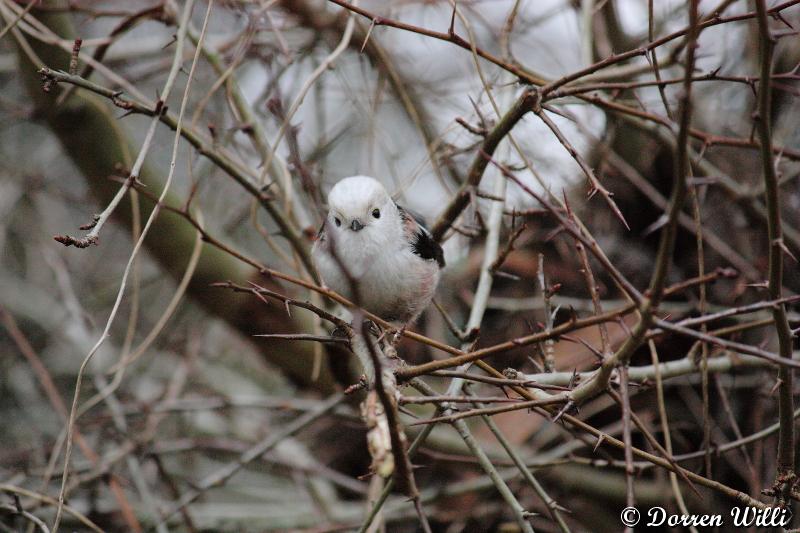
left=330, top=325, right=350, bottom=339
left=362, top=319, right=382, bottom=338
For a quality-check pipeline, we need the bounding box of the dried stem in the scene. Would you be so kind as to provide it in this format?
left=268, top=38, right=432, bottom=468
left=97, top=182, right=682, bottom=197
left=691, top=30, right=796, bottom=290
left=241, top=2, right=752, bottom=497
left=649, top=340, right=696, bottom=533
left=466, top=386, right=571, bottom=532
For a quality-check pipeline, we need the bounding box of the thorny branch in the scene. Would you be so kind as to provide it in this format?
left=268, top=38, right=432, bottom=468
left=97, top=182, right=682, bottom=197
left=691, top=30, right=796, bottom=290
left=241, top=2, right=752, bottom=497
left=753, top=0, right=797, bottom=505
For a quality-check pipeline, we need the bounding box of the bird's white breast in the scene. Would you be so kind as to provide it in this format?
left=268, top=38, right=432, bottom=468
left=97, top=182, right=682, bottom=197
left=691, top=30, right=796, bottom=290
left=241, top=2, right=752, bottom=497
left=312, top=229, right=440, bottom=323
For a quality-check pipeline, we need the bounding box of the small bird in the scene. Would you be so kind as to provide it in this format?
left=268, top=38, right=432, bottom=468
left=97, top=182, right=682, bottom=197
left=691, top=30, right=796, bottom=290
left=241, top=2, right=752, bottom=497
left=312, top=176, right=445, bottom=325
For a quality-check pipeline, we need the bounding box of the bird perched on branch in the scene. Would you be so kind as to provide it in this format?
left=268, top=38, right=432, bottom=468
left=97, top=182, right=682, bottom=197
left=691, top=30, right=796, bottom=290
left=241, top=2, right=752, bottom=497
left=312, top=176, right=445, bottom=325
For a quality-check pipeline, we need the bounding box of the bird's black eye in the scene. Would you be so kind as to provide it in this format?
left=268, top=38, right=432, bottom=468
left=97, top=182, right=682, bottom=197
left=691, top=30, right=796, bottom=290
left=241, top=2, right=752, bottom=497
left=334, top=217, right=341, bottom=227
left=372, top=209, right=381, bottom=219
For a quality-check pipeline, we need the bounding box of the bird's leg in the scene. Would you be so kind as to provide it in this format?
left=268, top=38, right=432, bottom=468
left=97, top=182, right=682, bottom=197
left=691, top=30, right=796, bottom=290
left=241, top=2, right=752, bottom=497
left=373, top=323, right=405, bottom=351
left=362, top=318, right=383, bottom=339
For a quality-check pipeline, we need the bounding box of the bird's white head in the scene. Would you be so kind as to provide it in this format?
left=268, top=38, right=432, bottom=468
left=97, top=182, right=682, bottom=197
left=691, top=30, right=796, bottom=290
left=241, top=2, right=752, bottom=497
left=325, top=176, right=399, bottom=240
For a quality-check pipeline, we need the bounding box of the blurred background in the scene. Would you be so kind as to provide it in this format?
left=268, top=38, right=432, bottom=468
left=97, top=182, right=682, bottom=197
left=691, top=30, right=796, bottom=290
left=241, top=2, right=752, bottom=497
left=1, top=0, right=800, bottom=531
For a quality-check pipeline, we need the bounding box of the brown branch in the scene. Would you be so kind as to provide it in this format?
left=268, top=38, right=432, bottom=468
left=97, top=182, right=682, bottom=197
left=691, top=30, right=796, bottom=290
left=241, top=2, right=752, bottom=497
left=430, top=90, right=536, bottom=241
left=559, top=0, right=699, bottom=405
left=754, top=0, right=797, bottom=505
left=397, top=266, right=736, bottom=381
left=409, top=396, right=569, bottom=426
left=327, top=0, right=800, bottom=98
left=546, top=69, right=800, bottom=99
left=214, top=281, right=351, bottom=331
left=253, top=333, right=350, bottom=344
left=489, top=156, right=642, bottom=302
left=399, top=395, right=524, bottom=405
left=652, top=319, right=800, bottom=368
left=489, top=223, right=526, bottom=275
left=532, top=97, right=629, bottom=229
left=474, top=363, right=772, bottom=509
left=396, top=304, right=629, bottom=380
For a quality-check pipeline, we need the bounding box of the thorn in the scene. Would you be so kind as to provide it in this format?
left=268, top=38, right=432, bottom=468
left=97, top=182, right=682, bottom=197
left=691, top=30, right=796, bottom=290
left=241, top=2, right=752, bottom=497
left=360, top=18, right=377, bottom=53
left=642, top=214, right=668, bottom=237
left=543, top=225, right=565, bottom=242
left=561, top=335, right=603, bottom=361
left=610, top=201, right=631, bottom=231
left=772, top=10, right=794, bottom=30
left=552, top=400, right=573, bottom=422
left=493, top=270, right=521, bottom=281
left=776, top=238, right=798, bottom=262
left=161, top=34, right=177, bottom=49
left=594, top=433, right=605, bottom=452
left=568, top=368, right=579, bottom=388
left=455, top=117, right=488, bottom=136
left=448, top=1, right=457, bottom=35
left=398, top=405, right=420, bottom=419
left=562, top=190, right=574, bottom=217
left=616, top=316, right=633, bottom=338
left=251, top=290, right=271, bottom=307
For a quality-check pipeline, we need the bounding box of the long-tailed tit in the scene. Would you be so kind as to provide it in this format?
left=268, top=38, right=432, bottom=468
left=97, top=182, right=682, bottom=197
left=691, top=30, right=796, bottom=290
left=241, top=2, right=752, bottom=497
left=312, top=176, right=445, bottom=325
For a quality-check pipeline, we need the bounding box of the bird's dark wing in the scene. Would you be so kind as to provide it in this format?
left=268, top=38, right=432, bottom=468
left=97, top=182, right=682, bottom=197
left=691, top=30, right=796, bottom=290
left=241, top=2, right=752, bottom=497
left=397, top=204, right=445, bottom=268
left=397, top=204, right=429, bottom=228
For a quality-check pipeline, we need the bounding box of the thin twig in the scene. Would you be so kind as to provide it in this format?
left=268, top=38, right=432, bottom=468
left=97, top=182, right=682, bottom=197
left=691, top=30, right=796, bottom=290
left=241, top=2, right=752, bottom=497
left=532, top=97, right=629, bottom=229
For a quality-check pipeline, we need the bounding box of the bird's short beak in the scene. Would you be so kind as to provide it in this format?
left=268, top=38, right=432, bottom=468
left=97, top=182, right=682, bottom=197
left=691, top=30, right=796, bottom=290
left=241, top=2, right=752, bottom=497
left=350, top=219, right=365, bottom=232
